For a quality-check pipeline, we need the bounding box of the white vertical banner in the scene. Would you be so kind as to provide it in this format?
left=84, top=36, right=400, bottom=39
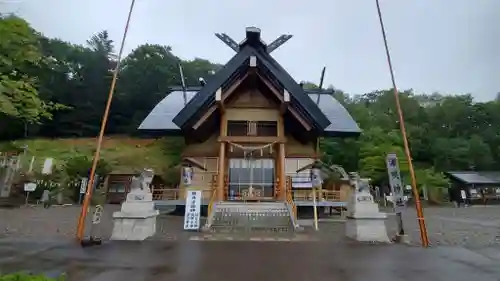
left=386, top=153, right=405, bottom=212
left=80, top=177, right=89, bottom=194
left=42, top=158, right=53, bottom=175
left=183, top=190, right=202, bottom=230
left=28, top=156, right=35, bottom=172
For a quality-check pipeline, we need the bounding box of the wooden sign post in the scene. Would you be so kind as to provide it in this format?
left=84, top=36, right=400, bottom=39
left=386, top=153, right=406, bottom=237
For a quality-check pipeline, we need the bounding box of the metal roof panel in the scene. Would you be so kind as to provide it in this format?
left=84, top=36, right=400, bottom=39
left=446, top=171, right=500, bottom=185
left=138, top=91, right=361, bottom=134
left=138, top=91, right=197, bottom=130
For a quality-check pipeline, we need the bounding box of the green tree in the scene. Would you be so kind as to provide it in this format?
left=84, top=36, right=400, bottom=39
left=1, top=14, right=499, bottom=195
left=0, top=16, right=59, bottom=124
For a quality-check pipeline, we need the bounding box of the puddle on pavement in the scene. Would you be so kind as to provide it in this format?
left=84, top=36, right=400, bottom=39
left=148, top=265, right=175, bottom=276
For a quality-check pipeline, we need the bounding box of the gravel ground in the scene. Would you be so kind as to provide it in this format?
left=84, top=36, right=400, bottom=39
left=398, top=206, right=500, bottom=248
left=1, top=204, right=499, bottom=248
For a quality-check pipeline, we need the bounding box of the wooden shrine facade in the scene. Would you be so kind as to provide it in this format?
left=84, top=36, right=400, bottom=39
left=138, top=27, right=361, bottom=204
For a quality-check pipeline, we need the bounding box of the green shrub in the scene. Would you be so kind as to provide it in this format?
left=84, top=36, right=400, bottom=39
left=161, top=166, right=180, bottom=187
left=90, top=190, right=106, bottom=206
left=0, top=142, right=25, bottom=154
left=0, top=272, right=65, bottom=281
left=62, top=155, right=111, bottom=202
left=62, top=155, right=111, bottom=179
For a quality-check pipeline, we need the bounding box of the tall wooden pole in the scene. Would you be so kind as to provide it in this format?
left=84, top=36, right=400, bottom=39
left=217, top=112, right=227, bottom=201
left=375, top=0, right=429, bottom=247
left=76, top=0, right=136, bottom=242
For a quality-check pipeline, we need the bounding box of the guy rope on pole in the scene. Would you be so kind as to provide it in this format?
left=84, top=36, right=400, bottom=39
left=76, top=0, right=137, bottom=242
left=375, top=0, right=429, bottom=247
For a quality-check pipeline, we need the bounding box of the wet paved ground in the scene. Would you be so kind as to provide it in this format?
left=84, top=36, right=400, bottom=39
left=2, top=204, right=499, bottom=246
left=1, top=205, right=500, bottom=280
left=1, top=240, right=500, bottom=280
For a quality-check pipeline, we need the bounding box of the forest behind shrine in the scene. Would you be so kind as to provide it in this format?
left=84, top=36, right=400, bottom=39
left=2, top=15, right=500, bottom=200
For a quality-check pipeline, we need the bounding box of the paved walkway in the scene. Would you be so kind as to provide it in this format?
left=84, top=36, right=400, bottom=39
left=1, top=240, right=500, bottom=281
left=1, top=205, right=500, bottom=280
left=2, top=205, right=500, bottom=247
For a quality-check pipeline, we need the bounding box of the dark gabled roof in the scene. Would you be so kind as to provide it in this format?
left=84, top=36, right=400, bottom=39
left=172, top=29, right=331, bottom=131
left=138, top=90, right=361, bottom=137
left=172, top=46, right=253, bottom=128
left=252, top=46, right=331, bottom=130
left=445, top=171, right=500, bottom=185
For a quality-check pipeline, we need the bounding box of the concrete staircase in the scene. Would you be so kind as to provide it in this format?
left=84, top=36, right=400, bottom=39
left=204, top=201, right=299, bottom=233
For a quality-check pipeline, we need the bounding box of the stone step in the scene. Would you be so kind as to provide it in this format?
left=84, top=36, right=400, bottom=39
left=189, top=234, right=316, bottom=242
left=207, top=201, right=296, bottom=233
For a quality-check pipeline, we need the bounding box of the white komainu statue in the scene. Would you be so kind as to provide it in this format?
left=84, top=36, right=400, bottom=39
left=111, top=168, right=158, bottom=241
left=130, top=168, right=155, bottom=193
left=349, top=172, right=368, bottom=192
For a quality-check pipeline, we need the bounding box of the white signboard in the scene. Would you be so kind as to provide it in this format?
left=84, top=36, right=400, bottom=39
left=24, top=182, right=37, bottom=192
left=42, top=158, right=53, bottom=175
left=386, top=153, right=405, bottom=212
left=79, top=177, right=89, bottom=194
left=183, top=190, right=202, bottom=230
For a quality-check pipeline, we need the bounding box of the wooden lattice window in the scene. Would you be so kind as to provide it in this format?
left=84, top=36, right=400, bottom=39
left=227, top=121, right=277, bottom=136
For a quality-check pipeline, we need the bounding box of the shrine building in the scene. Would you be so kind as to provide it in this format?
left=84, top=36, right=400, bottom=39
left=139, top=27, right=361, bottom=213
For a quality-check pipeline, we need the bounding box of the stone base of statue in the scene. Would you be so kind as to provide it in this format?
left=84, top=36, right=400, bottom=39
left=392, top=233, right=410, bottom=244
left=111, top=169, right=159, bottom=241
left=345, top=191, right=390, bottom=243
left=111, top=189, right=159, bottom=240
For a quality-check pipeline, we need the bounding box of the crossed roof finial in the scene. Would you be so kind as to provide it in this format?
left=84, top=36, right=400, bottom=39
left=215, top=27, right=292, bottom=54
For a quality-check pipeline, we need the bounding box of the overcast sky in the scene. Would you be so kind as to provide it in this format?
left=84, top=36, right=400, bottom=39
left=3, top=0, right=499, bottom=101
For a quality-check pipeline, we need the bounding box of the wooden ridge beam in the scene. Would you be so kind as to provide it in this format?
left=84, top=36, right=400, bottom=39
left=218, top=136, right=287, bottom=143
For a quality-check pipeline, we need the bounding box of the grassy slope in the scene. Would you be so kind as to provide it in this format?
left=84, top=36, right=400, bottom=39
left=1, top=136, right=176, bottom=174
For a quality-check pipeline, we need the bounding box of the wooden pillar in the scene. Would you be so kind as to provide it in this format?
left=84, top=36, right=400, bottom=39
left=274, top=144, right=280, bottom=199
left=315, top=137, right=324, bottom=201
left=217, top=112, right=227, bottom=201
left=277, top=114, right=286, bottom=200
left=278, top=143, right=286, bottom=200
left=217, top=143, right=226, bottom=201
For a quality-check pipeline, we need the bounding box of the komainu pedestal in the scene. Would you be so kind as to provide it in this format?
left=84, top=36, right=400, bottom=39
left=111, top=169, right=159, bottom=241
left=345, top=175, right=390, bottom=243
